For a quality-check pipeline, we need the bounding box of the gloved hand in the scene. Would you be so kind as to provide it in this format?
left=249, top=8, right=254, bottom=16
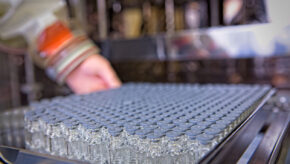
left=66, top=54, right=121, bottom=94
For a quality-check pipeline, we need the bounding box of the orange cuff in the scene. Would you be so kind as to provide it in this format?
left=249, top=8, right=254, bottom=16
left=34, top=21, right=99, bottom=84
left=37, top=21, right=73, bottom=57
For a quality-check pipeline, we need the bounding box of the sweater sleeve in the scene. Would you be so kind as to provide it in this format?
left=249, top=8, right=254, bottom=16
left=0, top=0, right=100, bottom=84
left=33, top=21, right=99, bottom=84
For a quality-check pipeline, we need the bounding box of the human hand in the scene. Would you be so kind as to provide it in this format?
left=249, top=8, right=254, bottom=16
left=65, top=55, right=121, bottom=94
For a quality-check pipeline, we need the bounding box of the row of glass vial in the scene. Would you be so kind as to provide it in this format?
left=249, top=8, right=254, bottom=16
left=25, top=115, right=248, bottom=164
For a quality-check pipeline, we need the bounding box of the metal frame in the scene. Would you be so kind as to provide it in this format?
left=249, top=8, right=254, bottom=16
left=199, top=90, right=290, bottom=164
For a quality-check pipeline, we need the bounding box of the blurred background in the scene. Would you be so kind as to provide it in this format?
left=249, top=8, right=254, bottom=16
left=1, top=0, right=290, bottom=110
left=1, top=0, right=290, bottom=148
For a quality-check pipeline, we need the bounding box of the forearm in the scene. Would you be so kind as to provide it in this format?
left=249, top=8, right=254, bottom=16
left=0, top=0, right=121, bottom=93
left=34, top=21, right=99, bottom=84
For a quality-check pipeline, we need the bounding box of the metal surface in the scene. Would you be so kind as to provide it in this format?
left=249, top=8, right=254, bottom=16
left=165, top=0, right=175, bottom=34
left=8, top=55, right=21, bottom=107
left=165, top=24, right=290, bottom=60
left=250, top=112, right=289, bottom=164
left=23, top=53, right=38, bottom=103
left=275, top=120, right=290, bottom=164
left=200, top=90, right=290, bottom=164
left=0, top=53, right=25, bottom=110
left=97, top=0, right=108, bottom=40
left=103, top=24, right=290, bottom=62
left=199, top=88, right=275, bottom=163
